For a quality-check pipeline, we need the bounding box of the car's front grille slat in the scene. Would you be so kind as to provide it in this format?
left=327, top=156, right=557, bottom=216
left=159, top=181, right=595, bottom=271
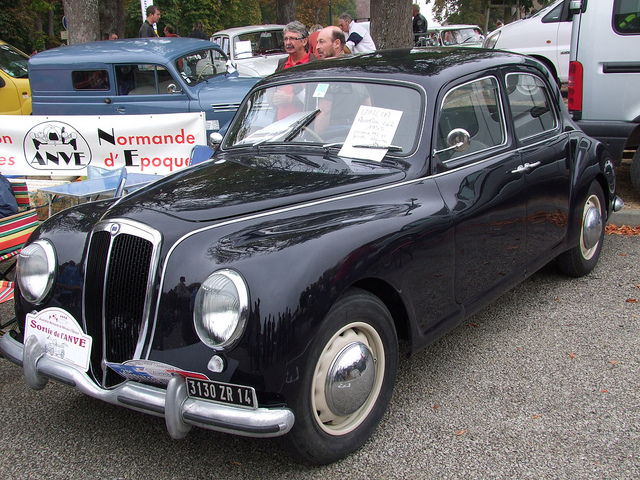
left=83, top=222, right=159, bottom=388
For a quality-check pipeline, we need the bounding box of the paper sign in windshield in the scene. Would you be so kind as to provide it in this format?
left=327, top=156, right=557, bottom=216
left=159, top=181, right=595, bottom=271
left=25, top=307, right=92, bottom=371
left=235, top=40, right=253, bottom=59
left=339, top=106, right=403, bottom=161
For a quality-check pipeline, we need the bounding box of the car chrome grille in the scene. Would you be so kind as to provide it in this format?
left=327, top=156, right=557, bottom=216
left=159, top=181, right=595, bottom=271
left=84, top=222, right=161, bottom=388
left=210, top=102, right=241, bottom=112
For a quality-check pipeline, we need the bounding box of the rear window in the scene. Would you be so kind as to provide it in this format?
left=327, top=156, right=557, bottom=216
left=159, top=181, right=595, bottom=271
left=613, top=0, right=640, bottom=34
left=72, top=70, right=110, bottom=90
left=506, top=73, right=557, bottom=141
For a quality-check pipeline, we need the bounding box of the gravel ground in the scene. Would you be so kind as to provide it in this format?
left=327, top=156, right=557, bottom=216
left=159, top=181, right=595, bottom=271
left=1, top=234, right=638, bottom=479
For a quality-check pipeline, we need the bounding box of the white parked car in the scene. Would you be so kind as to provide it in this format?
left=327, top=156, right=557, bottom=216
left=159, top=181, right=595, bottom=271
left=483, top=0, right=572, bottom=83
left=420, top=25, right=484, bottom=47
left=568, top=0, right=640, bottom=192
left=211, top=25, right=287, bottom=77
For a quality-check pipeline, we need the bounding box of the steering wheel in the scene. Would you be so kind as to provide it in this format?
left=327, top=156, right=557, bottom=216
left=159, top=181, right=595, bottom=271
left=300, top=126, right=324, bottom=143
left=197, top=63, right=215, bottom=81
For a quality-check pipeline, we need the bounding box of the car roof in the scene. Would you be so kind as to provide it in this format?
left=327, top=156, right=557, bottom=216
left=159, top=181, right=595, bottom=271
left=212, top=25, right=286, bottom=37
left=28, top=38, right=220, bottom=67
left=259, top=48, right=541, bottom=87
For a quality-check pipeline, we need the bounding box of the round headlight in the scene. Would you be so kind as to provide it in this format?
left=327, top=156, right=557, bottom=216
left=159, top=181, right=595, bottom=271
left=16, top=240, right=56, bottom=304
left=484, top=31, right=500, bottom=49
left=193, top=269, right=248, bottom=349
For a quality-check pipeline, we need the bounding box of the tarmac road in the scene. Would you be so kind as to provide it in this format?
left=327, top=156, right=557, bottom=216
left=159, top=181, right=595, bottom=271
left=1, top=234, right=638, bottom=479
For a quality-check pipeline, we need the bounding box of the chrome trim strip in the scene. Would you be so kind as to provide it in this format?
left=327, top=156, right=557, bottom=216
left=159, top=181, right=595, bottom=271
left=0, top=334, right=294, bottom=439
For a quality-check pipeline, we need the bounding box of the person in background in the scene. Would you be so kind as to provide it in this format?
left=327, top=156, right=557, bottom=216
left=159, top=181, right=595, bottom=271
left=164, top=25, right=178, bottom=37
left=0, top=174, right=18, bottom=219
left=188, top=22, right=208, bottom=40
left=139, top=5, right=160, bottom=37
left=337, top=13, right=376, bottom=53
left=308, top=24, right=323, bottom=57
left=109, top=33, right=119, bottom=40
left=496, top=19, right=504, bottom=28
left=272, top=21, right=317, bottom=120
left=275, top=21, right=316, bottom=72
left=315, top=26, right=345, bottom=60
left=412, top=3, right=428, bottom=45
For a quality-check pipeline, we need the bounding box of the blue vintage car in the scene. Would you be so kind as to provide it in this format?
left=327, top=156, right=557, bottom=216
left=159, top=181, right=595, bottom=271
left=28, top=38, right=259, bottom=133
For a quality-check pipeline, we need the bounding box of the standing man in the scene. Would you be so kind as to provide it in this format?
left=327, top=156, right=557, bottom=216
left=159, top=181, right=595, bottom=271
left=272, top=21, right=317, bottom=120
left=139, top=5, right=160, bottom=38
left=315, top=26, right=346, bottom=60
left=338, top=13, right=376, bottom=53
left=412, top=4, right=428, bottom=39
left=275, top=21, right=316, bottom=72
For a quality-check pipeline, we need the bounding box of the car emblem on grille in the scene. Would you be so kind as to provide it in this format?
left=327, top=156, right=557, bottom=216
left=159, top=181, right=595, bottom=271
left=110, top=223, right=120, bottom=236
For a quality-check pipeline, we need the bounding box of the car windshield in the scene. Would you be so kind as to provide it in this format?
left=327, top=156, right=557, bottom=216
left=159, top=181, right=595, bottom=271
left=440, top=28, right=483, bottom=45
left=175, top=48, right=228, bottom=86
left=0, top=43, right=29, bottom=79
left=225, top=81, right=423, bottom=158
left=233, top=30, right=285, bottom=59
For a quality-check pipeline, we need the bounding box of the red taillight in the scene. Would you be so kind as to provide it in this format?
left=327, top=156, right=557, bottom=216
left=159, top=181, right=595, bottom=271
left=568, top=61, right=583, bottom=112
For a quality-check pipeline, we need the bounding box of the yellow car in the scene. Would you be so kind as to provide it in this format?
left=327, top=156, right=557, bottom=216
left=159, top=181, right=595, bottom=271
left=0, top=40, right=31, bottom=115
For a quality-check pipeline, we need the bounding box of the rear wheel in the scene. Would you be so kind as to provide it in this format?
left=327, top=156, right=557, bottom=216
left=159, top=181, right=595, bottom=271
left=556, top=182, right=605, bottom=277
left=284, top=288, right=398, bottom=465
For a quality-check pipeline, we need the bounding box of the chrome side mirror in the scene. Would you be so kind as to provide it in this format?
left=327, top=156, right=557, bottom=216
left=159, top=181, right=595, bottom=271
left=433, top=128, right=471, bottom=156
left=167, top=83, right=182, bottom=94
left=209, top=132, right=223, bottom=150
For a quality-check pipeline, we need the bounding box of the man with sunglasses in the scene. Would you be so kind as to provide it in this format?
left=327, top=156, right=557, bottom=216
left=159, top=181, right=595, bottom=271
left=273, top=21, right=317, bottom=120
left=275, top=21, right=317, bottom=72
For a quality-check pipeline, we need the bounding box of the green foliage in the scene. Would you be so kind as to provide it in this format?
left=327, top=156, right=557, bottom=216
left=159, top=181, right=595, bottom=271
left=432, top=0, right=547, bottom=26
left=123, top=0, right=262, bottom=38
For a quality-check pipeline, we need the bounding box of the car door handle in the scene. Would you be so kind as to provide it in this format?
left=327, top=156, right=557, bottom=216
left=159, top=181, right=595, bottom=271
left=115, top=106, right=126, bottom=113
left=510, top=161, right=541, bottom=174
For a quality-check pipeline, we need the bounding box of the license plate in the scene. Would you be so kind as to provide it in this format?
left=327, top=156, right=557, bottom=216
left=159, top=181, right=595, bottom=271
left=185, top=378, right=257, bottom=409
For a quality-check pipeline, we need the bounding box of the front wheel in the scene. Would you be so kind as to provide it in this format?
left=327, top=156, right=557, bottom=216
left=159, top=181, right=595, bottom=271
left=556, top=181, right=605, bottom=277
left=284, top=288, right=398, bottom=465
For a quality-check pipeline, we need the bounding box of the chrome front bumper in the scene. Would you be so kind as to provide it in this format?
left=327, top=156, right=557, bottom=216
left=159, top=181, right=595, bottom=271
left=0, top=333, right=294, bottom=439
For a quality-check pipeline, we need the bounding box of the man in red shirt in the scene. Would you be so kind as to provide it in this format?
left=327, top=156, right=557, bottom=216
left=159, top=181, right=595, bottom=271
left=273, top=21, right=317, bottom=119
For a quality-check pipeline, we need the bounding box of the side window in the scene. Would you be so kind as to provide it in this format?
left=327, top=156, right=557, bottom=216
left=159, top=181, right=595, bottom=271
left=542, top=2, right=564, bottom=23
left=72, top=70, right=110, bottom=91
left=506, top=73, right=557, bottom=141
left=436, top=76, right=505, bottom=162
left=613, top=0, right=640, bottom=34
left=115, top=65, right=174, bottom=96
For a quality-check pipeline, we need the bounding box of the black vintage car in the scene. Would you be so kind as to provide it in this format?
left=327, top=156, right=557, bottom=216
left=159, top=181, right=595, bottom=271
left=1, top=48, right=623, bottom=464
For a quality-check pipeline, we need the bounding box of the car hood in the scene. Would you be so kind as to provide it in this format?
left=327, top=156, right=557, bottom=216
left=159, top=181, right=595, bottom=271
left=195, top=75, right=260, bottom=109
left=106, top=152, right=406, bottom=223
left=234, top=55, right=286, bottom=77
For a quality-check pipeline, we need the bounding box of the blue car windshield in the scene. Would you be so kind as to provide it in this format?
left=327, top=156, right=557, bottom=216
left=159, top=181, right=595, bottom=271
left=176, top=48, right=229, bottom=86
left=225, top=81, right=423, bottom=157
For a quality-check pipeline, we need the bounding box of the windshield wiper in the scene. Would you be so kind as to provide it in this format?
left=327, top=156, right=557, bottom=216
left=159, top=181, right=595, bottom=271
left=283, top=108, right=321, bottom=142
left=352, top=144, right=403, bottom=152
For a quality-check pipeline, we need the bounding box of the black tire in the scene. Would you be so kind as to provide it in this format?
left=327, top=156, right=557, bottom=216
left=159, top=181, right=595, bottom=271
left=283, top=288, right=398, bottom=465
left=556, top=182, right=605, bottom=277
left=630, top=148, right=640, bottom=195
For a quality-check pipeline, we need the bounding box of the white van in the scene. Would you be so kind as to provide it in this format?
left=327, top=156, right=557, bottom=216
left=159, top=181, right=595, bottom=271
left=483, top=0, right=572, bottom=83
left=568, top=0, right=640, bottom=192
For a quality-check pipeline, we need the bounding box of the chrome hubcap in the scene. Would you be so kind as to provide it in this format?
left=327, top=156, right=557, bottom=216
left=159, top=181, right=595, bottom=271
left=581, top=194, right=602, bottom=260
left=325, top=341, right=376, bottom=417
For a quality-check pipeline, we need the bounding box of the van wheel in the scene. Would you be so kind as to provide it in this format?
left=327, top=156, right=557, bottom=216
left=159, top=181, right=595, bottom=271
left=283, top=288, right=398, bottom=465
left=630, top=149, right=640, bottom=194
left=556, top=182, right=605, bottom=277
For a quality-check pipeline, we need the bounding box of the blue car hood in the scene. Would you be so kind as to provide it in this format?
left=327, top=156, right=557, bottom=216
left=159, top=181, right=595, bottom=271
left=195, top=75, right=259, bottom=111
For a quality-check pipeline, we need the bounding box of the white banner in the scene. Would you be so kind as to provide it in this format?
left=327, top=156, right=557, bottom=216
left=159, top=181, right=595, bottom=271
left=0, top=113, right=206, bottom=176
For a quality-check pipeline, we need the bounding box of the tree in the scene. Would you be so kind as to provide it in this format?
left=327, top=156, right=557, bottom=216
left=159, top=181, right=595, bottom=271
left=62, top=0, right=100, bottom=43
left=277, top=0, right=296, bottom=24
left=370, top=0, right=413, bottom=49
